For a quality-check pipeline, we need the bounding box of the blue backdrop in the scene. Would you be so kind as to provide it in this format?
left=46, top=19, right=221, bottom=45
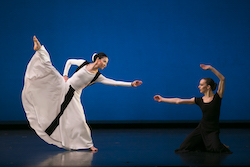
left=0, top=0, right=249, bottom=122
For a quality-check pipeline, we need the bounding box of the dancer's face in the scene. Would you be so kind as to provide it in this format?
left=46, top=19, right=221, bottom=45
left=96, top=57, right=109, bottom=70
left=198, top=79, right=210, bottom=94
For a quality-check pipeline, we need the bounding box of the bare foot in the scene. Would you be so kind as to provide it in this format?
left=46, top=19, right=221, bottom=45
left=223, top=144, right=229, bottom=149
left=63, top=76, right=69, bottom=82
left=33, top=36, right=41, bottom=51
left=89, top=146, right=98, bottom=152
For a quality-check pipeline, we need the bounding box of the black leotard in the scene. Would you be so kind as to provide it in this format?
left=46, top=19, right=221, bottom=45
left=175, top=93, right=232, bottom=154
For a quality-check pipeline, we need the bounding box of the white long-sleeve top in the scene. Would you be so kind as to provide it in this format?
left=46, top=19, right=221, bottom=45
left=63, top=59, right=132, bottom=91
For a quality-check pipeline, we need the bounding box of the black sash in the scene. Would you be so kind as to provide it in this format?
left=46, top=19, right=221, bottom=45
left=45, top=85, right=75, bottom=135
left=45, top=61, right=101, bottom=136
left=75, top=60, right=90, bottom=73
left=75, top=60, right=101, bottom=86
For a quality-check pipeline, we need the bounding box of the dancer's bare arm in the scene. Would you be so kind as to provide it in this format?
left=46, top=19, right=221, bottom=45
left=200, top=64, right=225, bottom=98
left=154, top=95, right=195, bottom=104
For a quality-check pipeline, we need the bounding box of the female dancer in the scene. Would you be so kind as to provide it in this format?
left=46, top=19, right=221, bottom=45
left=22, top=36, right=142, bottom=151
left=154, top=64, right=232, bottom=153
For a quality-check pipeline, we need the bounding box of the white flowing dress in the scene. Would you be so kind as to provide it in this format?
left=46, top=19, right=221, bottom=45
left=22, top=46, right=132, bottom=150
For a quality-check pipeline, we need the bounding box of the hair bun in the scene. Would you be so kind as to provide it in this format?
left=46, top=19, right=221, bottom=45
left=92, top=53, right=98, bottom=62
left=212, top=83, right=217, bottom=91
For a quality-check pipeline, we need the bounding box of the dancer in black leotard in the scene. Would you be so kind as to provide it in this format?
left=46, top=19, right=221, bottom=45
left=154, top=64, right=232, bottom=154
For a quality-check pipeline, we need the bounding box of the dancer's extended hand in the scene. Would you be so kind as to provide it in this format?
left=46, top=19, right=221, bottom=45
left=154, top=95, right=163, bottom=102
left=200, top=64, right=211, bottom=70
left=132, top=80, right=142, bottom=87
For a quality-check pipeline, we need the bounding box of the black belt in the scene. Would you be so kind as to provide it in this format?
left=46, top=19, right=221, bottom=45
left=45, top=85, right=75, bottom=136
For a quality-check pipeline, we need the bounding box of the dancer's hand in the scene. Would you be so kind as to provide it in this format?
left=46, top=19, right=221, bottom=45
left=154, top=95, right=163, bottom=102
left=63, top=76, right=69, bottom=82
left=200, top=64, right=212, bottom=70
left=132, top=80, right=142, bottom=87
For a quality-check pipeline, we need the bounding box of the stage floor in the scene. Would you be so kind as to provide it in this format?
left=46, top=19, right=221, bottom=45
left=0, top=128, right=249, bottom=167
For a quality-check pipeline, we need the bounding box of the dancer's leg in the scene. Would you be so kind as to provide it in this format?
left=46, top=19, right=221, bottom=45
left=175, top=125, right=205, bottom=153
left=33, top=36, right=41, bottom=51
left=204, top=131, right=231, bottom=153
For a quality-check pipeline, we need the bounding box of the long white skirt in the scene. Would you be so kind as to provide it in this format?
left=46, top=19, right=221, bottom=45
left=21, top=46, right=93, bottom=150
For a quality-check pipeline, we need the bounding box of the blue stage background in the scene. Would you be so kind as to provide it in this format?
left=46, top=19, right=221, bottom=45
left=0, top=0, right=249, bottom=122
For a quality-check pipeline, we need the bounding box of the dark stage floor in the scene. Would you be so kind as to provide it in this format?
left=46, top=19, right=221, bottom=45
left=0, top=128, right=249, bottom=167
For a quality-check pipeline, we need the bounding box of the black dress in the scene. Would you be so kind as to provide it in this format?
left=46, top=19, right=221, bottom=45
left=175, top=93, right=232, bottom=154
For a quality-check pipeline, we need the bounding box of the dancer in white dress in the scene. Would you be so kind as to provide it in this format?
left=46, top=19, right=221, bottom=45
left=22, top=36, right=142, bottom=151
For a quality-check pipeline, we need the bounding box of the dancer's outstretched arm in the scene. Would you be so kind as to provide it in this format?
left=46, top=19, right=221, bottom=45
left=96, top=75, right=142, bottom=87
left=154, top=95, right=195, bottom=104
left=200, top=64, right=225, bottom=98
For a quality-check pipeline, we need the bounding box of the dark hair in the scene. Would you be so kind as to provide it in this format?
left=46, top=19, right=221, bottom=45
left=203, top=78, right=217, bottom=91
left=93, top=52, right=108, bottom=62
